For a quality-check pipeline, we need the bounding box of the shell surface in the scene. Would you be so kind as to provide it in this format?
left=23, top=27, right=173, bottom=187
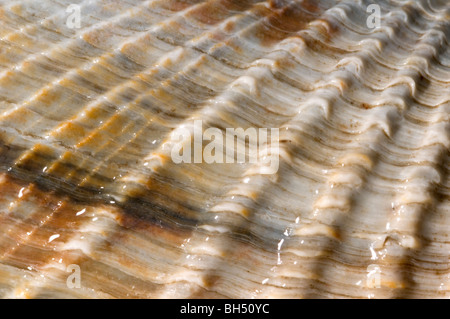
left=0, top=0, right=448, bottom=298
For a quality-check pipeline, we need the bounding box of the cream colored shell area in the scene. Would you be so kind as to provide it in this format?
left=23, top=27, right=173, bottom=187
left=0, top=0, right=448, bottom=298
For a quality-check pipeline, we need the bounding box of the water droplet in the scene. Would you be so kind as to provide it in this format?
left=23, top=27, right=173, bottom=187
left=18, top=187, right=25, bottom=198
left=48, top=234, right=60, bottom=243
left=277, top=239, right=284, bottom=250
left=76, top=209, right=86, bottom=216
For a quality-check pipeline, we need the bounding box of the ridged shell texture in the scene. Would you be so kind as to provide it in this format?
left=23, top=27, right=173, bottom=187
left=0, top=0, right=448, bottom=298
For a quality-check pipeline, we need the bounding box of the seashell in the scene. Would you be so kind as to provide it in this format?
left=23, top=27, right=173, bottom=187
left=0, top=0, right=448, bottom=298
